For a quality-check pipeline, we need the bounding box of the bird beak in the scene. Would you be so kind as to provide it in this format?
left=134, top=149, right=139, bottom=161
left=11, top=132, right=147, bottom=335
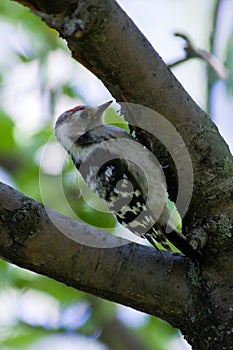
left=85, top=101, right=113, bottom=127
left=96, top=100, right=113, bottom=114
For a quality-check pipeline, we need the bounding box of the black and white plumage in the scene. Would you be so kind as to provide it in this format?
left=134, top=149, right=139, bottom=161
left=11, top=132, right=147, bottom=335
left=55, top=101, right=186, bottom=252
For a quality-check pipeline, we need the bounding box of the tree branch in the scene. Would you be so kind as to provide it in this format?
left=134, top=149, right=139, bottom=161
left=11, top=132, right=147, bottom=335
left=0, top=181, right=196, bottom=332
left=169, top=32, right=228, bottom=80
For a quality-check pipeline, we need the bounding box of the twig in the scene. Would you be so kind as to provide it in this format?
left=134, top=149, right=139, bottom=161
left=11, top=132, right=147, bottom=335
left=169, top=32, right=228, bottom=80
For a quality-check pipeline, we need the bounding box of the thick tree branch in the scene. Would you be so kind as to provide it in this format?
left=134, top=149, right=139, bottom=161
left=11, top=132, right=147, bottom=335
left=0, top=181, right=197, bottom=333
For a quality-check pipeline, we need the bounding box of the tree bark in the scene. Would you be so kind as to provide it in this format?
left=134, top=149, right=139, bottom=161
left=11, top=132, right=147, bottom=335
left=0, top=182, right=196, bottom=335
left=4, top=0, right=233, bottom=348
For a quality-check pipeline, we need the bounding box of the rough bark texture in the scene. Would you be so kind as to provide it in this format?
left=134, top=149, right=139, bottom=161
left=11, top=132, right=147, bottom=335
left=0, top=182, right=196, bottom=332
left=3, top=0, right=233, bottom=348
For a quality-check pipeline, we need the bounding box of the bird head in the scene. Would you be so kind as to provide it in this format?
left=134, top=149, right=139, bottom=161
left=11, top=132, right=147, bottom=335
left=55, top=101, right=112, bottom=151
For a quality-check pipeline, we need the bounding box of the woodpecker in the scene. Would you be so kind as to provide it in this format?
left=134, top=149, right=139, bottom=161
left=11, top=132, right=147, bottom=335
left=55, top=101, right=187, bottom=252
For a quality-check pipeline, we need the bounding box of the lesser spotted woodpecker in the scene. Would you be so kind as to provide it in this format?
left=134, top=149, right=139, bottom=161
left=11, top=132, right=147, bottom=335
left=55, top=101, right=187, bottom=252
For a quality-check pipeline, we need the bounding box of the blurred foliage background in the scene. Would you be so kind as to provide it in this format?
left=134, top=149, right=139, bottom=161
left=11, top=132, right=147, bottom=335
left=0, top=0, right=232, bottom=349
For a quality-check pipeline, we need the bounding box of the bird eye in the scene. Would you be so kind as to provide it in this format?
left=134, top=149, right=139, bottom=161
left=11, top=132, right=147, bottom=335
left=79, top=110, right=88, bottom=119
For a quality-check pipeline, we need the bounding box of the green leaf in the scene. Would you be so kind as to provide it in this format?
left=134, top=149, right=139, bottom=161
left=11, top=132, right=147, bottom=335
left=0, top=111, right=15, bottom=151
left=104, top=107, right=130, bottom=131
